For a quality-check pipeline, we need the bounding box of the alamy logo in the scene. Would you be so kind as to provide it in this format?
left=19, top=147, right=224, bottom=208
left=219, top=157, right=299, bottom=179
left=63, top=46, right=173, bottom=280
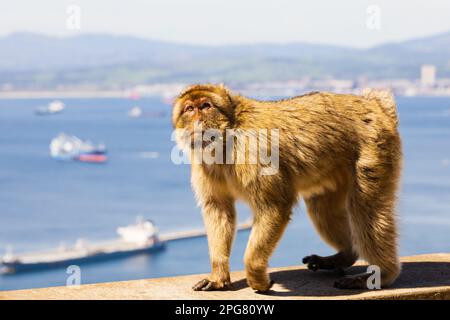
left=366, top=265, right=381, bottom=289
left=366, top=5, right=381, bottom=30
left=66, top=5, right=81, bottom=30
left=171, top=124, right=280, bottom=175
left=66, top=265, right=81, bottom=288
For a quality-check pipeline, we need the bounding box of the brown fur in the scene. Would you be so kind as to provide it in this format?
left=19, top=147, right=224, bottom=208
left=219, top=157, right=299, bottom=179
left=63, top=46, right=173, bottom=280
left=172, top=84, right=402, bottom=292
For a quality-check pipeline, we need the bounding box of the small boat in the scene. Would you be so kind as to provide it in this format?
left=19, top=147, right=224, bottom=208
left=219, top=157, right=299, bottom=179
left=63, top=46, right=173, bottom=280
left=128, top=107, right=166, bottom=119
left=50, top=133, right=107, bottom=163
left=35, top=100, right=65, bottom=115
left=1, top=218, right=164, bottom=274
left=139, top=151, right=160, bottom=159
left=128, top=106, right=143, bottom=118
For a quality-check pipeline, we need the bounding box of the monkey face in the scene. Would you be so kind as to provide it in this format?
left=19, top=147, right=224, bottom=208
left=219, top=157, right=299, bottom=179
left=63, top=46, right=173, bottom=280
left=172, top=85, right=234, bottom=150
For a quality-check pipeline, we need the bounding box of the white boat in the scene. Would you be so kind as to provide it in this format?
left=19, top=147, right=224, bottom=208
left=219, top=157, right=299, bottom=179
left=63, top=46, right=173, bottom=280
left=117, top=217, right=159, bottom=244
left=50, top=133, right=107, bottom=162
left=128, top=106, right=143, bottom=118
left=35, top=100, right=65, bottom=115
left=1, top=218, right=164, bottom=274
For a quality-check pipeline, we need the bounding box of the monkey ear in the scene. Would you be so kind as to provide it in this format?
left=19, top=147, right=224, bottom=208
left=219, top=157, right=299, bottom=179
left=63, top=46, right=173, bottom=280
left=220, top=84, right=237, bottom=110
left=217, top=83, right=234, bottom=105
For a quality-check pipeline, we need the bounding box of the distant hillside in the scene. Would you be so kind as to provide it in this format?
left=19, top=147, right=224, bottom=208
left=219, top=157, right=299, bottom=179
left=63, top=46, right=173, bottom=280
left=0, top=31, right=449, bottom=89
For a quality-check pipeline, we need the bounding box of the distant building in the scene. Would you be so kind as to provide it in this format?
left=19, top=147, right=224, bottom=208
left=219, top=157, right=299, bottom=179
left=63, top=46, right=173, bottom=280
left=421, top=65, right=436, bottom=87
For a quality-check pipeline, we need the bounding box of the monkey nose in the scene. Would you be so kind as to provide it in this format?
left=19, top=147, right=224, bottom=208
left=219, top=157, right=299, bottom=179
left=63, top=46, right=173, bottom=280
left=192, top=120, right=203, bottom=130
left=193, top=110, right=203, bottom=121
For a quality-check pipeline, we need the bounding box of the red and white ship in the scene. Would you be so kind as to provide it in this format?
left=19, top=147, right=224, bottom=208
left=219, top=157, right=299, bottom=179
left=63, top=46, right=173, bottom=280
left=49, top=133, right=107, bottom=163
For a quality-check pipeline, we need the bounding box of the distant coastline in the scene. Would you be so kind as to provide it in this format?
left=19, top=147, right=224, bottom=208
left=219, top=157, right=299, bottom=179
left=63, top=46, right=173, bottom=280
left=1, top=81, right=450, bottom=100
left=0, top=90, right=129, bottom=99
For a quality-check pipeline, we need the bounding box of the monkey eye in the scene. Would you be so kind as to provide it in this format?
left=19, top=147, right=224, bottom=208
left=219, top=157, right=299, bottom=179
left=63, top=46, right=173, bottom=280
left=184, top=105, right=194, bottom=113
left=201, top=102, right=212, bottom=110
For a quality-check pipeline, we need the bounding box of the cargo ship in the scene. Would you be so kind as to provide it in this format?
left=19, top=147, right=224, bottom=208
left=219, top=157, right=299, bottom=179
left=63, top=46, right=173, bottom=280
left=0, top=218, right=253, bottom=275
left=49, top=133, right=107, bottom=163
left=0, top=218, right=164, bottom=274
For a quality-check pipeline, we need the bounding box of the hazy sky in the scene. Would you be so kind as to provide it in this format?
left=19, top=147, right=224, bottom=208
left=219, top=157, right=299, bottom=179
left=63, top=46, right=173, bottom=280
left=1, top=0, right=450, bottom=48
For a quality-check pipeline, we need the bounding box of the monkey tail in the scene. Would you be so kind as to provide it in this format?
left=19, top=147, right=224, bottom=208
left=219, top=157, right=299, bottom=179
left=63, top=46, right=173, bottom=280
left=362, top=88, right=399, bottom=127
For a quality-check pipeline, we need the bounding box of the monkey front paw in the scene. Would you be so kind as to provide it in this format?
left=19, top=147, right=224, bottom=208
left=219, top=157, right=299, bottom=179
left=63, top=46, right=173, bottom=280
left=192, top=278, right=232, bottom=291
left=247, top=278, right=274, bottom=293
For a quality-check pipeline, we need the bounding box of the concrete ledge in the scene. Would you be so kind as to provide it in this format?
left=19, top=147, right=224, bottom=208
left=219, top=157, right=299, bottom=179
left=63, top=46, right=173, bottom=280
left=1, top=253, right=449, bottom=300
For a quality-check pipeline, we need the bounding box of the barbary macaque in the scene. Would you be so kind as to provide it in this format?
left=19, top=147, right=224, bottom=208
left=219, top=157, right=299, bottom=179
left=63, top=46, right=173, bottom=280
left=172, top=84, right=402, bottom=292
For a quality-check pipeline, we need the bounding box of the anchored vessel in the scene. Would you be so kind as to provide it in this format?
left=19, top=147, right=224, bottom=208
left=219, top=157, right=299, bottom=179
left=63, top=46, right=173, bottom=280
left=128, top=106, right=143, bottom=118
left=50, top=133, right=107, bottom=163
left=0, top=218, right=253, bottom=274
left=1, top=218, right=164, bottom=274
left=35, top=100, right=65, bottom=115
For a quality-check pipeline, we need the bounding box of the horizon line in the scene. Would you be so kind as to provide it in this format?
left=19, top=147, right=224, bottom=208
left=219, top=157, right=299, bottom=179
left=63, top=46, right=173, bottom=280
left=1, top=29, right=449, bottom=51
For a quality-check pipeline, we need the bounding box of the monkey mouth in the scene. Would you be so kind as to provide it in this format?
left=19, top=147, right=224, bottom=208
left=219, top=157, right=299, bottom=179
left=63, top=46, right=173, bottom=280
left=190, top=139, right=214, bottom=149
left=190, top=130, right=204, bottom=138
left=189, top=131, right=219, bottom=149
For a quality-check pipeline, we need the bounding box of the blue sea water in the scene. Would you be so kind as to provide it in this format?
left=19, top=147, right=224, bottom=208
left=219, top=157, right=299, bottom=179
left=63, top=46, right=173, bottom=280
left=0, top=96, right=449, bottom=291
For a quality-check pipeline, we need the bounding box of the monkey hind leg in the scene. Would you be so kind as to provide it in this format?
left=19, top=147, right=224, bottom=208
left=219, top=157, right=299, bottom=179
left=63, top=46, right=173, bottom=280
left=304, top=190, right=357, bottom=273
left=338, top=152, right=402, bottom=289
